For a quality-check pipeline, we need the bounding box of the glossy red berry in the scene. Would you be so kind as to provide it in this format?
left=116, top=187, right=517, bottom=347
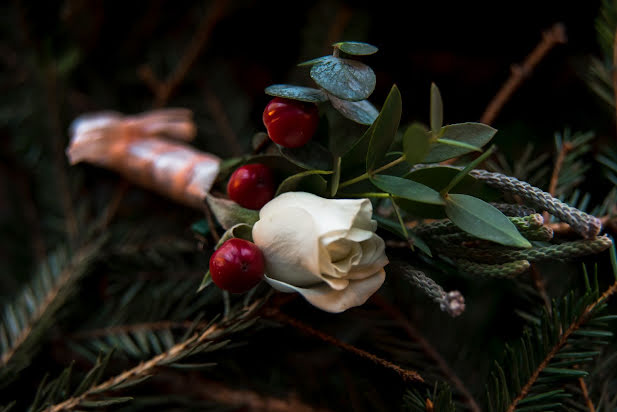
left=262, top=97, right=319, bottom=148
left=209, top=238, right=265, bottom=293
left=227, top=164, right=275, bottom=210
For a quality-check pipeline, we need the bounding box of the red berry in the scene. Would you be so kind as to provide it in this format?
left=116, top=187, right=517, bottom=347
left=227, top=164, right=275, bottom=210
left=262, top=97, right=319, bottom=148
left=209, top=238, right=265, bottom=293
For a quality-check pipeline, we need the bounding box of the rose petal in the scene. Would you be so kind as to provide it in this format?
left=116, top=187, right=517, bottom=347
left=253, top=206, right=322, bottom=287
left=264, top=269, right=386, bottom=313
left=259, top=192, right=373, bottom=237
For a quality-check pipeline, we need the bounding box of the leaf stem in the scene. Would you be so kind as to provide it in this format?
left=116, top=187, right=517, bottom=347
left=440, top=145, right=496, bottom=196
left=338, top=155, right=406, bottom=189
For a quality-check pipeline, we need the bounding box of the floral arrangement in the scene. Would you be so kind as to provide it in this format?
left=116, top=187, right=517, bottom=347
left=191, top=41, right=611, bottom=314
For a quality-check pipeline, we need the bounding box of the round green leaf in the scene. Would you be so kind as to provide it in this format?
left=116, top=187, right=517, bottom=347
left=444, top=194, right=532, bottom=248
left=310, top=56, right=376, bottom=101
left=403, top=123, right=432, bottom=166
left=333, top=41, right=379, bottom=56
left=371, top=174, right=445, bottom=205
left=265, top=84, right=328, bottom=103
left=328, top=94, right=378, bottom=125
left=424, top=122, right=497, bottom=162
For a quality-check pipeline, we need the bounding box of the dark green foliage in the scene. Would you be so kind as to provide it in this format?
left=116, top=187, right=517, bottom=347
left=403, top=383, right=457, bottom=412
left=486, top=260, right=617, bottom=412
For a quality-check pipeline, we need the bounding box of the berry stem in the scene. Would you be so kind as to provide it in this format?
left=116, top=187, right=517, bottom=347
left=338, top=155, right=406, bottom=189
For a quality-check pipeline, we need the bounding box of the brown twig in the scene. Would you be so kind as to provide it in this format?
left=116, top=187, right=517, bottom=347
left=325, top=4, right=352, bottom=53
left=543, top=141, right=572, bottom=223
left=371, top=295, right=481, bottom=412
left=506, top=281, right=617, bottom=412
left=480, top=23, right=567, bottom=125
left=150, top=0, right=229, bottom=108
left=264, top=309, right=423, bottom=383
left=579, top=376, right=596, bottom=412
left=44, top=299, right=263, bottom=412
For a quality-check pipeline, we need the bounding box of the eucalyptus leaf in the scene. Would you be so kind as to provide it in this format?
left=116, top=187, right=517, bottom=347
left=333, top=41, right=379, bottom=55
left=430, top=83, right=443, bottom=134
left=405, top=166, right=500, bottom=199
left=424, top=122, right=497, bottom=162
left=366, top=85, right=402, bottom=172
left=265, top=84, right=328, bottom=103
left=436, top=138, right=482, bottom=152
left=371, top=174, right=445, bottom=205
left=328, top=94, right=378, bottom=125
left=402, top=123, right=432, bottom=165
left=444, top=194, right=532, bottom=248
left=276, top=169, right=332, bottom=196
left=205, top=194, right=259, bottom=230
left=310, top=56, right=376, bottom=101
left=278, top=141, right=333, bottom=171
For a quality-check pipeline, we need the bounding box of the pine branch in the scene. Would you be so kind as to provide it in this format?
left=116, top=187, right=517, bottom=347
left=487, top=250, right=617, bottom=412
left=37, top=298, right=265, bottom=412
left=0, top=236, right=106, bottom=384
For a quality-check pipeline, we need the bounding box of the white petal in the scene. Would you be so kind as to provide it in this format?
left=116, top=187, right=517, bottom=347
left=259, top=192, right=373, bottom=237
left=252, top=207, right=321, bottom=287
left=264, top=269, right=386, bottom=313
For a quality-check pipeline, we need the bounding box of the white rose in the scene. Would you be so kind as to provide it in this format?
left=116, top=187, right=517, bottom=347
left=252, top=192, right=388, bottom=313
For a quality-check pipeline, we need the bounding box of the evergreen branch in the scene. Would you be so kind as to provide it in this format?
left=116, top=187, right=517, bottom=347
left=0, top=236, right=106, bottom=381
left=69, top=321, right=205, bottom=340
left=264, top=309, right=424, bottom=383
left=504, top=281, right=617, bottom=412
left=544, top=138, right=572, bottom=223
left=373, top=296, right=481, bottom=412
left=480, top=23, right=566, bottom=125
left=40, top=298, right=264, bottom=412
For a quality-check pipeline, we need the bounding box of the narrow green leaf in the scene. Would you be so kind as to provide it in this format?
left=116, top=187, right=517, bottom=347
left=430, top=83, right=443, bottom=134
left=516, top=403, right=564, bottom=412
left=541, top=367, right=588, bottom=377
left=333, top=41, right=379, bottom=55
left=197, top=271, right=211, bottom=293
left=424, top=122, right=497, bottom=162
left=310, top=56, right=376, bottom=101
left=441, top=145, right=496, bottom=195
left=371, top=175, right=445, bottom=205
left=275, top=169, right=331, bottom=196
left=205, top=194, right=259, bottom=230
left=572, top=329, right=613, bottom=337
left=436, top=138, right=482, bottom=153
left=366, top=85, right=402, bottom=172
left=402, top=123, right=432, bottom=166
left=328, top=94, right=378, bottom=125
left=265, top=84, right=328, bottom=103
left=331, top=157, right=341, bottom=197
left=444, top=194, right=532, bottom=248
